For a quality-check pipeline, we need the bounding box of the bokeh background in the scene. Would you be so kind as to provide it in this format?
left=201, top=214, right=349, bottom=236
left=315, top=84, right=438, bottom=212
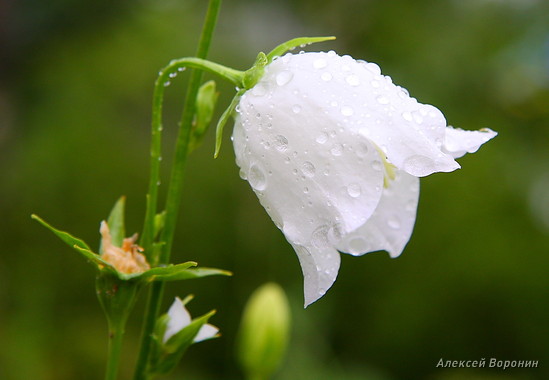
left=1, top=0, right=548, bottom=379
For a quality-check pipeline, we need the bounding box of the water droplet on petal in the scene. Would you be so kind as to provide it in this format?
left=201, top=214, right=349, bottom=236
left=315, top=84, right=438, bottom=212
left=355, top=142, right=369, bottom=157
left=248, top=164, right=267, bottom=191
left=402, top=111, right=413, bottom=121
left=341, top=106, right=354, bottom=116
left=316, top=132, right=328, bottom=144
left=274, top=135, right=288, bottom=152
left=371, top=160, right=382, bottom=171
left=313, top=58, right=327, bottom=69
left=321, top=72, right=332, bottom=81
left=347, top=183, right=362, bottom=198
left=331, top=144, right=344, bottom=156
left=403, top=155, right=435, bottom=176
left=377, top=96, right=389, bottom=105
left=276, top=71, right=293, bottom=86
left=345, top=75, right=360, bottom=86
left=387, top=217, right=401, bottom=230
left=239, top=169, right=247, bottom=180
left=348, top=237, right=369, bottom=255
left=292, top=104, right=302, bottom=113
left=301, top=161, right=316, bottom=177
left=365, top=62, right=381, bottom=75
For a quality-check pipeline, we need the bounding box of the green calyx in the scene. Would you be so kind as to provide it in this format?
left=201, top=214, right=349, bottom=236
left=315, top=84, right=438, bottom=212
left=31, top=197, right=231, bottom=283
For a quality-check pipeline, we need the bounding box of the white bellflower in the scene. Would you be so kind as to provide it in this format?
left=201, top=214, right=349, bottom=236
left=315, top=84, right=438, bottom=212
left=232, top=51, right=496, bottom=306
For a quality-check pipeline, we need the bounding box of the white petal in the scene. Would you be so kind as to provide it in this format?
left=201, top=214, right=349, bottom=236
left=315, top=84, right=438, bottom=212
left=292, top=243, right=341, bottom=307
left=163, top=297, right=191, bottom=343
left=337, top=170, right=419, bottom=258
left=248, top=52, right=460, bottom=177
left=193, top=323, right=219, bottom=342
left=442, top=127, right=498, bottom=159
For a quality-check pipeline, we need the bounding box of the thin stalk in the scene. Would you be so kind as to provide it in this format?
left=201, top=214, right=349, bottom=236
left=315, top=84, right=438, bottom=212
left=105, top=323, right=125, bottom=380
left=134, top=1, right=223, bottom=378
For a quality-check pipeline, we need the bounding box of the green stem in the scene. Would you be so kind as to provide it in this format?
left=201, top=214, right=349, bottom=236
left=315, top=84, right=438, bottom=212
left=141, top=56, right=242, bottom=259
left=134, top=1, right=224, bottom=379
left=105, top=322, right=126, bottom=380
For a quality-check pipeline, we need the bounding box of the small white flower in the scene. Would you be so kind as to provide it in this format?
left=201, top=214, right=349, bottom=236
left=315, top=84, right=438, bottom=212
left=232, top=51, right=496, bottom=306
left=163, top=297, right=219, bottom=343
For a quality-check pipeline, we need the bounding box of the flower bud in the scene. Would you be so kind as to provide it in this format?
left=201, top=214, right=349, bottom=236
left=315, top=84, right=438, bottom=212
left=237, top=283, right=291, bottom=380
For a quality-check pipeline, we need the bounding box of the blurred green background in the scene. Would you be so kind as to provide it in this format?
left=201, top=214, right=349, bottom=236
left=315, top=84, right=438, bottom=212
left=1, top=0, right=548, bottom=379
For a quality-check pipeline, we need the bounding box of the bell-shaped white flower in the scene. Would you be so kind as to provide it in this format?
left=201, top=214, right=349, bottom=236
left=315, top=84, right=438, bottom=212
left=163, top=297, right=219, bottom=343
left=232, top=51, right=496, bottom=306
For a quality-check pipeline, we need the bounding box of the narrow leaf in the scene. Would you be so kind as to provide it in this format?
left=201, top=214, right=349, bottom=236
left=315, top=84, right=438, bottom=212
left=32, top=214, right=91, bottom=251
left=106, top=196, right=126, bottom=250
left=266, top=36, right=336, bottom=62
left=214, top=91, right=244, bottom=158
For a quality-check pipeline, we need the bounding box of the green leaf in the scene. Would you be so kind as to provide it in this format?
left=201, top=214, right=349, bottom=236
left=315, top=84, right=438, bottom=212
left=138, top=261, right=198, bottom=282
left=73, top=245, right=117, bottom=274
left=189, top=80, right=219, bottom=154
left=266, top=36, right=336, bottom=62
left=31, top=214, right=92, bottom=251
left=214, top=90, right=244, bottom=158
left=105, top=196, right=126, bottom=251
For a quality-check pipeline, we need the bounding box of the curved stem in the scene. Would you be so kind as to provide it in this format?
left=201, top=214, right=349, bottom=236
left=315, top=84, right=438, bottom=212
left=141, top=57, right=243, bottom=259
left=135, top=1, right=224, bottom=379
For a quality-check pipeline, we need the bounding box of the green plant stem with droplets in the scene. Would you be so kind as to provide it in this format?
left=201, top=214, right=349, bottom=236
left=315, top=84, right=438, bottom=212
left=134, top=1, right=224, bottom=379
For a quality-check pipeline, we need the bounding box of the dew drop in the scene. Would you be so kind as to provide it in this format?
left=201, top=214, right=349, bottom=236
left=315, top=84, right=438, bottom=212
left=377, top=96, right=390, bottom=105
left=163, top=81, right=171, bottom=87
left=169, top=72, right=177, bottom=78
left=239, top=169, right=247, bottom=180
left=371, top=160, right=382, bottom=171
left=276, top=71, right=293, bottom=86
left=316, top=132, right=328, bottom=144
left=331, top=143, right=344, bottom=156
left=345, top=75, right=360, bottom=86
left=413, top=112, right=424, bottom=124
left=365, top=62, right=381, bottom=75
left=249, top=164, right=267, bottom=191
left=177, top=67, right=186, bottom=72
left=301, top=161, right=316, bottom=177
left=274, top=135, right=288, bottom=152
left=341, top=106, right=354, bottom=116
left=348, top=237, right=369, bottom=255
left=403, top=155, right=435, bottom=176
left=321, top=72, right=333, bottom=81
left=292, top=104, right=302, bottom=114
left=402, top=111, right=413, bottom=121
left=313, top=58, right=327, bottom=69
left=347, top=183, right=362, bottom=198
left=303, top=187, right=309, bottom=194
left=355, top=142, right=369, bottom=157
left=387, top=217, right=401, bottom=230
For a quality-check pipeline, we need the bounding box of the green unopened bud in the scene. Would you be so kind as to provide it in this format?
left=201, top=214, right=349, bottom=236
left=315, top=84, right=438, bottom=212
left=237, top=282, right=291, bottom=380
left=189, top=80, right=219, bottom=153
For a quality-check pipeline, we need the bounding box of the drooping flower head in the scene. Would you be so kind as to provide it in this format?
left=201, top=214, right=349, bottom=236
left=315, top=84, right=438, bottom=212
left=232, top=50, right=496, bottom=306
